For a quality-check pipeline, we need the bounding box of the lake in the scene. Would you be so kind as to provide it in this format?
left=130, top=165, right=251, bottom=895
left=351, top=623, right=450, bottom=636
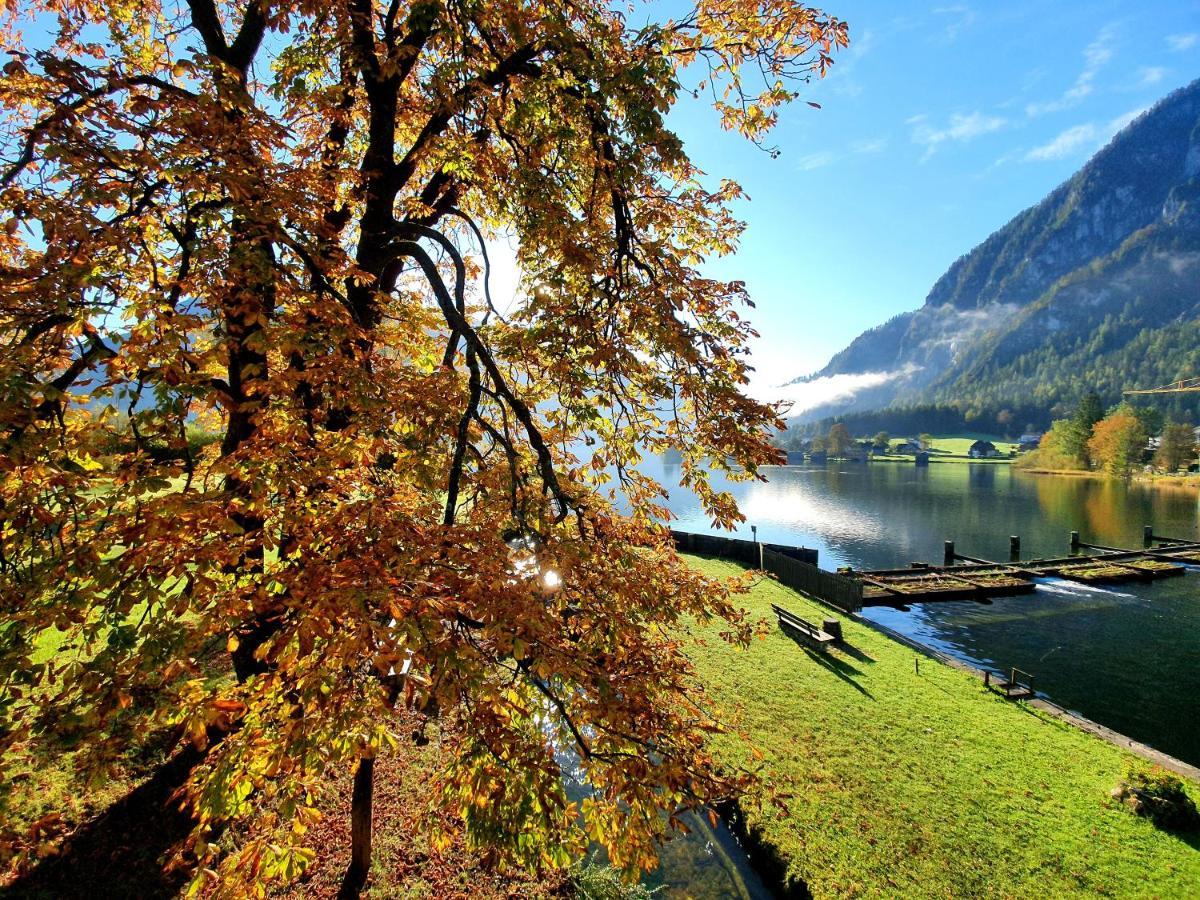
left=635, top=458, right=1200, bottom=896
left=655, top=458, right=1200, bottom=769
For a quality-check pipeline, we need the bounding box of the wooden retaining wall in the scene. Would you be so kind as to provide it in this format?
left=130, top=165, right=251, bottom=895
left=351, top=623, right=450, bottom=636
left=669, top=530, right=818, bottom=567
left=669, top=529, right=861, bottom=613
left=762, top=548, right=863, bottom=614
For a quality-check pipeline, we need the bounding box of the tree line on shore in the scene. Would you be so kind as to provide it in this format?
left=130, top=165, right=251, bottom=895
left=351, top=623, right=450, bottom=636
left=1017, top=393, right=1196, bottom=477
left=782, top=423, right=934, bottom=457
left=776, top=390, right=1198, bottom=477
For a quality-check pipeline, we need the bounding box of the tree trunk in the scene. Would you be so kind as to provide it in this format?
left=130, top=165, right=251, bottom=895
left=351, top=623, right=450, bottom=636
left=338, top=755, right=375, bottom=899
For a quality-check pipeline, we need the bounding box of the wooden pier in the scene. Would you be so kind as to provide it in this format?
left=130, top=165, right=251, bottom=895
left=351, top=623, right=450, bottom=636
left=838, top=529, right=1200, bottom=608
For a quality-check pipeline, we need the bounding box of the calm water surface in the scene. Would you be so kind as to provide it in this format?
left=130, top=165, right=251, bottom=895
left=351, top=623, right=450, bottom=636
left=654, top=459, right=1200, bottom=768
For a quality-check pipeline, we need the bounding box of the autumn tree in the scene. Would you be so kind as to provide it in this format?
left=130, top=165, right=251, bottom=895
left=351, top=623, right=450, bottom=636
left=826, top=422, right=853, bottom=457
left=0, top=0, right=847, bottom=894
left=1015, top=418, right=1086, bottom=471
left=918, top=433, right=933, bottom=450
left=1028, top=395, right=1106, bottom=470
left=1154, top=422, right=1197, bottom=472
left=1088, top=407, right=1148, bottom=477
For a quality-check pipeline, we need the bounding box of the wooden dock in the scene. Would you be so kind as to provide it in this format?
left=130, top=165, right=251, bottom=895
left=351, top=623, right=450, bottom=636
left=839, top=530, right=1200, bottom=608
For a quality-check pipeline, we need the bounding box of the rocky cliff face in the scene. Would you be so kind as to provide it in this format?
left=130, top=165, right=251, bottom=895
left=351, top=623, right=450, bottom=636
left=795, top=79, right=1200, bottom=420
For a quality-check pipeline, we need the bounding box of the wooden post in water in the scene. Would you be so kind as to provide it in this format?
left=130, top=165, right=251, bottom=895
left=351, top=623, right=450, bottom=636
left=943, top=540, right=955, bottom=566
left=1069, top=530, right=1080, bottom=552
left=1144, top=524, right=1154, bottom=547
left=1009, top=535, right=1020, bottom=561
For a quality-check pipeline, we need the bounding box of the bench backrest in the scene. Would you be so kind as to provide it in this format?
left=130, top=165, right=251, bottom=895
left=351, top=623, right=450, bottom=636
left=771, top=604, right=819, bottom=634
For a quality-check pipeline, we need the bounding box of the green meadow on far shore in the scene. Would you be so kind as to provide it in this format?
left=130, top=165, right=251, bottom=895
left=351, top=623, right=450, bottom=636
left=684, top=555, right=1200, bottom=898
left=875, top=434, right=1020, bottom=464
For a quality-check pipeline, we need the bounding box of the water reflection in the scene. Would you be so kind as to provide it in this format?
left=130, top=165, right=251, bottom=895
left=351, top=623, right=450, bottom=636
left=557, top=741, right=772, bottom=899
left=656, top=459, right=1200, bottom=766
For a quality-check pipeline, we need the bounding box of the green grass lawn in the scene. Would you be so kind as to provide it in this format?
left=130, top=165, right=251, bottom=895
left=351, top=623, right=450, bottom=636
left=685, top=556, right=1200, bottom=898
left=923, top=434, right=1020, bottom=456
left=867, top=434, right=1019, bottom=464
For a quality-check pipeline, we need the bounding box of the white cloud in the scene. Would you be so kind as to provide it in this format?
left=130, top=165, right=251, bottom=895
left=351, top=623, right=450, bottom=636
left=851, top=137, right=889, bottom=154
left=1024, top=124, right=1097, bottom=161
left=1108, top=106, right=1146, bottom=134
left=757, top=366, right=921, bottom=414
left=1022, top=108, right=1147, bottom=163
left=827, top=29, right=874, bottom=97
left=932, top=4, right=976, bottom=43
left=482, top=231, right=524, bottom=314
left=911, top=111, right=1007, bottom=159
left=1137, top=65, right=1167, bottom=86
left=1167, top=33, right=1198, bottom=52
left=1026, top=24, right=1117, bottom=117
left=796, top=151, right=836, bottom=171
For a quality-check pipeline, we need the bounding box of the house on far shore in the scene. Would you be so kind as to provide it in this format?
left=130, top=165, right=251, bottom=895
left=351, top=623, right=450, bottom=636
left=968, top=439, right=1000, bottom=458
left=1018, top=432, right=1042, bottom=452
left=894, top=440, right=922, bottom=455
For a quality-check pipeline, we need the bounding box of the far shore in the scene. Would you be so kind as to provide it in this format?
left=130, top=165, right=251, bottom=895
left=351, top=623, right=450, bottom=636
left=1016, top=466, right=1200, bottom=490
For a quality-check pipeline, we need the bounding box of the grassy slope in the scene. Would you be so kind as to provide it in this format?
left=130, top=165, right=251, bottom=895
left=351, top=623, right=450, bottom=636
left=685, top=556, right=1200, bottom=899
left=926, top=435, right=1020, bottom=455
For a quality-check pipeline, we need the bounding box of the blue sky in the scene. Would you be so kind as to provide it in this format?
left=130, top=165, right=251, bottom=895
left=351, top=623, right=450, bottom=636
left=661, top=0, right=1200, bottom=408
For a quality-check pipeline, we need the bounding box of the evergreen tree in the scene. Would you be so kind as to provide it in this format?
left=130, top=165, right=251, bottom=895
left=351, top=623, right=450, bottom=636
left=1075, top=393, right=1105, bottom=428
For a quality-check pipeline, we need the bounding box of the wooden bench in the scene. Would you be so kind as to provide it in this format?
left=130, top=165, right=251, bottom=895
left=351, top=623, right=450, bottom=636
left=771, top=603, right=836, bottom=651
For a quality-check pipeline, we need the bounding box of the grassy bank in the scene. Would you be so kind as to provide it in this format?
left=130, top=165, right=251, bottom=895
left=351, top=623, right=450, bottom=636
left=1013, top=465, right=1200, bottom=491
left=684, top=555, right=1200, bottom=898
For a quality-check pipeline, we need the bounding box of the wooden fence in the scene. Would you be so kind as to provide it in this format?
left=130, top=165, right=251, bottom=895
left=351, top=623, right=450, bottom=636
left=670, top=530, right=818, bottom=566
left=761, top=548, right=862, bottom=614
left=670, top=530, right=860, bottom=613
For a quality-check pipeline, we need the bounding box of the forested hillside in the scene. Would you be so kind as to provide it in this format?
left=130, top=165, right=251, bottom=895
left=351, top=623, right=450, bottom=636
left=793, top=79, right=1200, bottom=423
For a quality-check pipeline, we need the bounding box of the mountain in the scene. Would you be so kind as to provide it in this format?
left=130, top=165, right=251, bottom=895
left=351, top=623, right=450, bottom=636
left=793, top=79, right=1200, bottom=424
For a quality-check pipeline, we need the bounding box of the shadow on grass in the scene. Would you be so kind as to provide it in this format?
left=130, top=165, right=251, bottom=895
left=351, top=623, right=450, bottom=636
left=4, top=747, right=201, bottom=900
left=1171, top=828, right=1200, bottom=852
left=780, top=636, right=874, bottom=700
left=834, top=642, right=875, bottom=665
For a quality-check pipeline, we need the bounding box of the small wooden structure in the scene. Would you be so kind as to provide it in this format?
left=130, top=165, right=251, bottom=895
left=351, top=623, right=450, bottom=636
left=987, top=667, right=1035, bottom=700
left=771, top=603, right=836, bottom=651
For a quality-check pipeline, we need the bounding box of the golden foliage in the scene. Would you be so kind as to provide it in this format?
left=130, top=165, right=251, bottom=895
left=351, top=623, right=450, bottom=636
left=0, top=0, right=846, bottom=892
